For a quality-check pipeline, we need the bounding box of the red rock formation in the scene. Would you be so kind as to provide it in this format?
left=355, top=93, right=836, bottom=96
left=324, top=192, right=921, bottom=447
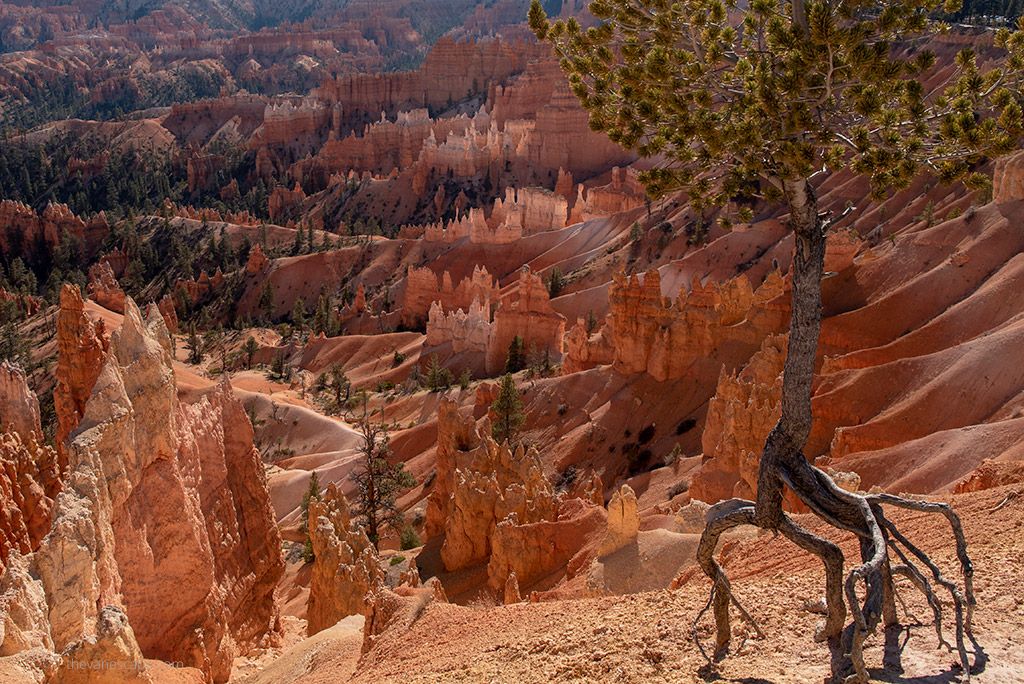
left=424, top=185, right=571, bottom=244
left=156, top=294, right=178, bottom=334
left=187, top=151, right=225, bottom=192
left=954, top=459, right=1024, bottom=493
left=306, top=483, right=385, bottom=636
left=993, top=149, right=1024, bottom=204
left=0, top=366, right=59, bottom=568
left=246, top=243, right=271, bottom=274
left=86, top=261, right=126, bottom=314
left=562, top=316, right=614, bottom=375
left=424, top=267, right=565, bottom=375
left=3, top=298, right=285, bottom=681
left=577, top=167, right=647, bottom=222
left=689, top=334, right=787, bottom=503
left=268, top=183, right=307, bottom=221
left=53, top=284, right=108, bottom=471
left=0, top=201, right=108, bottom=262
left=0, top=288, right=41, bottom=317
left=425, top=399, right=606, bottom=593
left=600, top=268, right=787, bottom=382
left=424, top=399, right=481, bottom=540
left=402, top=264, right=499, bottom=329
left=485, top=267, right=566, bottom=376
left=0, top=361, right=41, bottom=442
left=176, top=269, right=226, bottom=304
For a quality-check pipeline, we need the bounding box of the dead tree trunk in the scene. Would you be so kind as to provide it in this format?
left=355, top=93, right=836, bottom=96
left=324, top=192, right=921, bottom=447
left=695, top=177, right=977, bottom=683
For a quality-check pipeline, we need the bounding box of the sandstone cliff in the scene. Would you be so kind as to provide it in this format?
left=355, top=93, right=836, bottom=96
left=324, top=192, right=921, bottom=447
left=53, top=285, right=108, bottom=472
left=0, top=296, right=284, bottom=682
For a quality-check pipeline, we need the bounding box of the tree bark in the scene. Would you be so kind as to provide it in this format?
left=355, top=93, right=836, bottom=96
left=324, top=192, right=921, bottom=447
left=754, top=176, right=826, bottom=528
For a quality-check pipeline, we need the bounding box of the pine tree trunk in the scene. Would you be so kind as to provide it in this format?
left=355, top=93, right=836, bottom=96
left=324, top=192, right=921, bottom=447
left=753, top=177, right=826, bottom=528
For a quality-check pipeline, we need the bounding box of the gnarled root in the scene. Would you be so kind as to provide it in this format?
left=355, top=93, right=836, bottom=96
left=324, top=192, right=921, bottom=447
left=693, top=465, right=976, bottom=683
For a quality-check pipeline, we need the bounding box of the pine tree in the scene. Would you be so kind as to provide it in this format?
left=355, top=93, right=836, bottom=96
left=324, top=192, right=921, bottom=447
left=530, top=1, right=1024, bottom=679
left=490, top=373, right=525, bottom=446
left=242, top=336, right=259, bottom=369
left=350, top=418, right=416, bottom=550
left=186, top=321, right=203, bottom=365
left=505, top=334, right=526, bottom=373
left=328, top=363, right=351, bottom=408
left=424, top=353, right=454, bottom=391
left=299, top=471, right=322, bottom=563
left=291, top=296, right=306, bottom=328
left=258, top=280, right=274, bottom=323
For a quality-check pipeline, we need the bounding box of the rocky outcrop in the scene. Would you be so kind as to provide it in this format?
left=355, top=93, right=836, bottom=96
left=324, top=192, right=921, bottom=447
left=425, top=298, right=491, bottom=353
left=0, top=434, right=59, bottom=570
left=86, top=261, right=126, bottom=314
left=598, top=485, right=638, bottom=556
left=562, top=316, right=615, bottom=375
left=424, top=400, right=481, bottom=539
left=993, top=149, right=1024, bottom=204
left=53, top=284, right=108, bottom=471
left=441, top=437, right=556, bottom=572
left=402, top=265, right=499, bottom=330
left=0, top=362, right=40, bottom=441
left=306, top=484, right=385, bottom=637
left=1, top=296, right=283, bottom=682
left=246, top=243, right=270, bottom=274
left=690, top=334, right=787, bottom=503
left=485, top=267, right=566, bottom=376
left=155, top=294, right=178, bottom=335
left=426, top=399, right=606, bottom=593
left=424, top=186, right=570, bottom=244
left=424, top=267, right=566, bottom=376
left=598, top=269, right=788, bottom=382
left=268, top=183, right=306, bottom=221
left=57, top=606, right=150, bottom=683
left=176, top=269, right=226, bottom=305
left=0, top=201, right=108, bottom=263
left=954, top=459, right=1024, bottom=493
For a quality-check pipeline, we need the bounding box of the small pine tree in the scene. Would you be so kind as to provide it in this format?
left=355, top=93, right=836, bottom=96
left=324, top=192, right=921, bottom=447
left=350, top=419, right=416, bottom=550
left=491, top=373, right=525, bottom=446
left=242, top=336, right=259, bottom=369
left=186, top=321, right=203, bottom=365
left=258, top=280, right=275, bottom=323
left=270, top=350, right=286, bottom=379
left=424, top=354, right=454, bottom=391
left=291, top=297, right=306, bottom=328
left=399, top=523, right=421, bottom=550
left=299, top=471, right=322, bottom=563
left=545, top=267, right=565, bottom=297
left=328, top=363, right=351, bottom=410
left=505, top=334, right=526, bottom=373
left=458, top=368, right=472, bottom=390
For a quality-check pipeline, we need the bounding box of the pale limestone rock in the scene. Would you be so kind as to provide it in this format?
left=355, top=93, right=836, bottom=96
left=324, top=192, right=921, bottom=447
left=599, top=485, right=638, bottom=556
left=0, top=555, right=53, bottom=655
left=672, top=500, right=711, bottom=534
left=57, top=606, right=150, bottom=683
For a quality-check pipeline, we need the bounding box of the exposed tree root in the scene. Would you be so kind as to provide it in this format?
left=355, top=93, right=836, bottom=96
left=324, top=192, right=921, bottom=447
left=694, top=479, right=977, bottom=683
